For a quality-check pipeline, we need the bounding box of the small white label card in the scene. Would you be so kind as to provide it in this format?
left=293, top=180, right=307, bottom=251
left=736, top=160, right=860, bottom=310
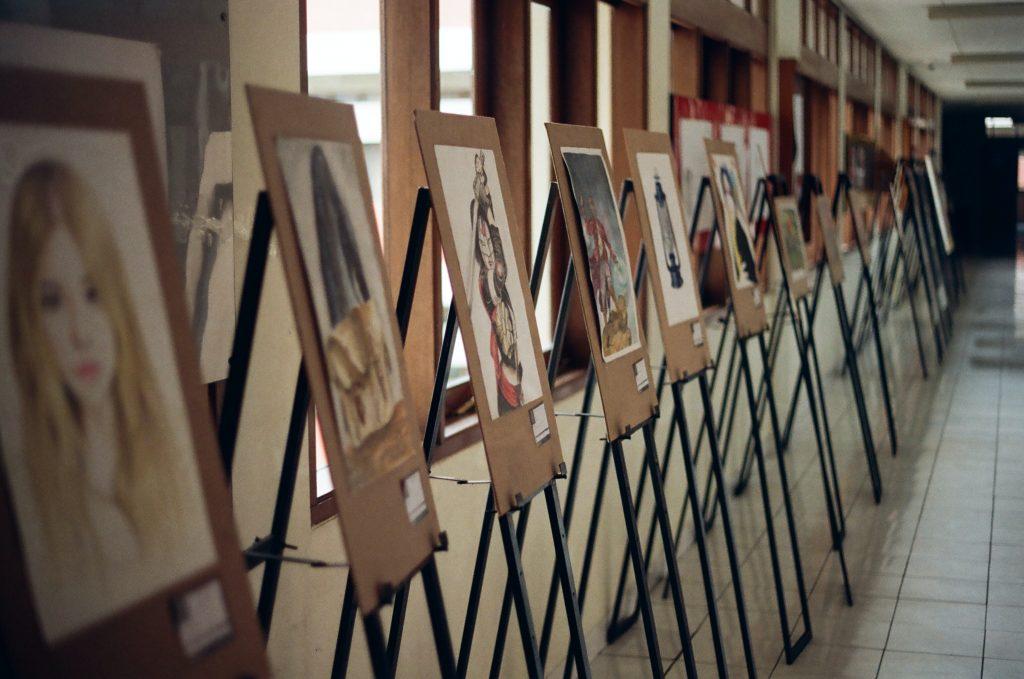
left=634, top=359, right=650, bottom=392
left=529, top=404, right=551, bottom=445
left=171, top=579, right=232, bottom=659
left=401, top=471, right=428, bottom=524
left=692, top=321, right=704, bottom=347
left=752, top=287, right=762, bottom=307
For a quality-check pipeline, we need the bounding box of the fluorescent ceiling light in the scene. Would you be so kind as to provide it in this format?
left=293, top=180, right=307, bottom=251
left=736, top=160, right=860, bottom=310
left=985, top=116, right=1014, bottom=128
left=928, top=3, right=1024, bottom=20
left=967, top=80, right=1024, bottom=88
left=952, top=52, right=1024, bottom=64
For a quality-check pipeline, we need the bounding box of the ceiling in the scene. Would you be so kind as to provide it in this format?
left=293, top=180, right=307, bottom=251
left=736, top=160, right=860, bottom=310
left=842, top=0, right=1024, bottom=103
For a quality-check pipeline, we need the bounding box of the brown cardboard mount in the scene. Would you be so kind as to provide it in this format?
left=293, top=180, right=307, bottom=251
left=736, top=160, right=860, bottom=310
left=247, top=86, right=441, bottom=614
left=621, top=129, right=713, bottom=384
left=704, top=138, right=769, bottom=339
left=770, top=195, right=813, bottom=301
left=0, top=67, right=267, bottom=677
left=814, top=192, right=846, bottom=287
left=414, top=111, right=564, bottom=516
left=546, top=123, right=658, bottom=441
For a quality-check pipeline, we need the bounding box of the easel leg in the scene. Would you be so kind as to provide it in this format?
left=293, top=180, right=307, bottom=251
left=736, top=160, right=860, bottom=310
left=671, top=381, right=728, bottom=677
left=421, top=556, right=459, bottom=678
left=800, top=297, right=853, bottom=531
left=740, top=337, right=813, bottom=663
left=364, top=612, right=392, bottom=679
left=489, top=503, right=534, bottom=676
left=785, top=308, right=854, bottom=606
left=456, top=497, right=496, bottom=677
left=256, top=367, right=310, bottom=636
left=609, top=439, right=666, bottom=679
left=539, top=368, right=597, bottom=663
left=698, top=373, right=757, bottom=677
left=544, top=483, right=592, bottom=678
left=781, top=264, right=826, bottom=450
left=834, top=289, right=883, bottom=503
left=498, top=513, right=544, bottom=679
left=864, top=268, right=899, bottom=455
left=331, top=578, right=358, bottom=679
left=561, top=441, right=611, bottom=679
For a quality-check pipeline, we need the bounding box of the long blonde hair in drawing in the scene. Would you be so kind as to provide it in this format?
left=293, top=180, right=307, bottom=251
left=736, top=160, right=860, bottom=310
left=7, top=161, right=183, bottom=583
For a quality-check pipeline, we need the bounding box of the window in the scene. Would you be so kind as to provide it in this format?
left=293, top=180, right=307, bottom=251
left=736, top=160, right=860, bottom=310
left=304, top=0, right=384, bottom=516
left=530, top=2, right=554, bottom=348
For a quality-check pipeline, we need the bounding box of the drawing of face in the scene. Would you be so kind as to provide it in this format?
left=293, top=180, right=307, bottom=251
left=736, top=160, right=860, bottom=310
left=36, top=227, right=116, bottom=406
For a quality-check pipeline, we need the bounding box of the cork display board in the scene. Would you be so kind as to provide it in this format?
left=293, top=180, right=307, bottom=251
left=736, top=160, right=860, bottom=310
left=622, top=128, right=712, bottom=383
left=546, top=123, right=658, bottom=441
left=0, top=68, right=266, bottom=677
left=771, top=195, right=813, bottom=300
left=814, top=192, right=846, bottom=287
left=413, top=110, right=563, bottom=516
left=704, top=138, right=768, bottom=338
left=247, top=86, right=441, bottom=613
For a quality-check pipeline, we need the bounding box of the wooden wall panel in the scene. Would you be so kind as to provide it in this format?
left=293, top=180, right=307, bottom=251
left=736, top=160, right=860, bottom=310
left=671, top=23, right=701, bottom=96
left=474, top=0, right=531, bottom=253
left=778, top=60, right=798, bottom=187
left=702, top=36, right=730, bottom=103
left=731, top=49, right=752, bottom=108
left=382, top=0, right=439, bottom=421
left=551, top=0, right=597, bottom=365
left=611, top=1, right=648, bottom=264
left=749, top=56, right=768, bottom=113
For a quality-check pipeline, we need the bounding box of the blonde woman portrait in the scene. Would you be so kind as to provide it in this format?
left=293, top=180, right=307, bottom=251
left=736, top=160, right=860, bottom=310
left=2, top=154, right=214, bottom=639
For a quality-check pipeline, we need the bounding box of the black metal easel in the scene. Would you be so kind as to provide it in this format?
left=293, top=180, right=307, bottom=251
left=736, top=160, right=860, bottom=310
left=601, top=179, right=757, bottom=678
left=217, top=191, right=457, bottom=679
left=333, top=185, right=592, bottom=679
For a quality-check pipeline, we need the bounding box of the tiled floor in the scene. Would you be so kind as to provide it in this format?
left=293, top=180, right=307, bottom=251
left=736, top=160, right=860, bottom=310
left=592, top=259, right=1024, bottom=678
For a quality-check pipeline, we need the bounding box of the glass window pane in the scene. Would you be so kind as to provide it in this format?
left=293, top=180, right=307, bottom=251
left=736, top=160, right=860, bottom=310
left=530, top=2, right=554, bottom=348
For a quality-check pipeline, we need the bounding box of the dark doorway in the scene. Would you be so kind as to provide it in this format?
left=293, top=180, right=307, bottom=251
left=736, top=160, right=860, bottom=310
left=942, top=104, right=1024, bottom=257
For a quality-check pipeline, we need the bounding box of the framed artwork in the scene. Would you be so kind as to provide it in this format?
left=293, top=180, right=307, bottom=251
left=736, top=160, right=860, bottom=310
left=0, top=67, right=265, bottom=676
left=0, top=13, right=235, bottom=384
left=247, top=86, right=441, bottom=613
left=814, top=193, right=845, bottom=287
left=923, top=155, right=954, bottom=255
left=561, top=147, right=642, bottom=362
left=705, top=139, right=768, bottom=338
left=547, top=123, right=657, bottom=441
left=848, top=188, right=876, bottom=264
left=773, top=196, right=812, bottom=300
left=623, top=129, right=712, bottom=382
left=414, top=111, right=564, bottom=514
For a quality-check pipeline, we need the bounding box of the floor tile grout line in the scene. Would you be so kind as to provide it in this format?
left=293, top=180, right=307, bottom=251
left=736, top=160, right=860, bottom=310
left=980, top=327, right=1004, bottom=677
left=872, top=289, right=967, bottom=678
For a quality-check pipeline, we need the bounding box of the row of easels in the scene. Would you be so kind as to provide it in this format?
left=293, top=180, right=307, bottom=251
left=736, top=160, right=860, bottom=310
left=224, top=106, right=958, bottom=679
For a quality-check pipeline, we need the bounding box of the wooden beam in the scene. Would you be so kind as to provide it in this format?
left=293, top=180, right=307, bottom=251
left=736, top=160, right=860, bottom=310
left=474, top=0, right=531, bottom=254
left=382, top=0, right=439, bottom=422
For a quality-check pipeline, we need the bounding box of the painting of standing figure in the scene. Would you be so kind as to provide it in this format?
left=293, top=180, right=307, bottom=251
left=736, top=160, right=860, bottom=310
left=0, top=125, right=217, bottom=643
left=562, top=148, right=641, bottom=361
left=774, top=196, right=811, bottom=293
left=434, top=145, right=543, bottom=418
left=635, top=151, right=700, bottom=327
left=710, top=153, right=758, bottom=289
left=276, top=138, right=409, bottom=490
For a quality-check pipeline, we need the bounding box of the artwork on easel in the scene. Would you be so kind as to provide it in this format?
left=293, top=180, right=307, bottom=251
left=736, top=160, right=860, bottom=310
left=0, top=67, right=265, bottom=675
left=708, top=151, right=758, bottom=291
left=432, top=145, right=543, bottom=419
left=774, top=196, right=812, bottom=299
left=562, top=147, right=642, bottom=362
left=705, top=138, right=768, bottom=338
left=248, top=87, right=441, bottom=613
left=923, top=155, right=954, bottom=255
left=547, top=123, right=657, bottom=441
left=415, top=111, right=564, bottom=515
left=814, top=193, right=845, bottom=287
left=624, top=129, right=711, bottom=381
left=276, top=137, right=410, bottom=489
left=635, top=152, right=700, bottom=325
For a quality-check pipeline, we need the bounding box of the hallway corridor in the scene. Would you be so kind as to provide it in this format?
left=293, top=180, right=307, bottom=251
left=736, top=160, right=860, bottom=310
left=591, top=259, right=1024, bottom=678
